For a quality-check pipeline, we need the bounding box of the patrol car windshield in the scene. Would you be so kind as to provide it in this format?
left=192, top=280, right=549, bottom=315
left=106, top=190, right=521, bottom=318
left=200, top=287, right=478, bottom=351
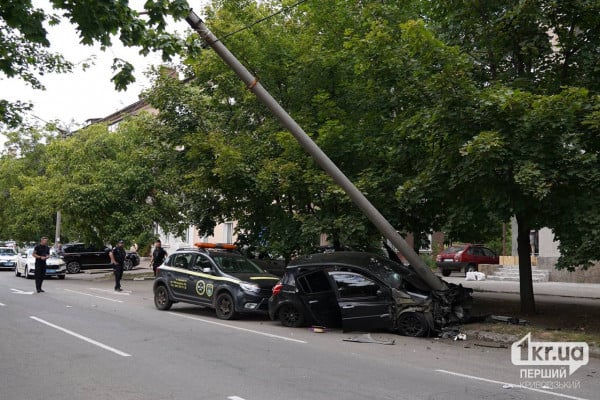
left=212, top=254, right=266, bottom=274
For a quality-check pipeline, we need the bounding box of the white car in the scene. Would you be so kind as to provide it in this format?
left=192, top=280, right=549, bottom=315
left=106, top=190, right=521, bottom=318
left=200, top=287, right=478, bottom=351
left=0, top=247, right=19, bottom=270
left=15, top=248, right=66, bottom=279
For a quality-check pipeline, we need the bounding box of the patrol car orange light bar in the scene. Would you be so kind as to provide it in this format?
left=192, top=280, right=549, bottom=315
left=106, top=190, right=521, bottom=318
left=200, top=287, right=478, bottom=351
left=194, top=242, right=237, bottom=250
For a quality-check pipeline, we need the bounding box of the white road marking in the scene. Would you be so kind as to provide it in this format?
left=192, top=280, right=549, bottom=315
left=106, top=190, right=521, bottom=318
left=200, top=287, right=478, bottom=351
left=30, top=316, right=132, bottom=357
left=228, top=396, right=246, bottom=400
left=11, top=288, right=34, bottom=295
left=168, top=312, right=307, bottom=344
left=436, top=369, right=589, bottom=400
left=63, top=288, right=124, bottom=303
left=0, top=302, right=5, bottom=306
left=89, top=288, right=130, bottom=295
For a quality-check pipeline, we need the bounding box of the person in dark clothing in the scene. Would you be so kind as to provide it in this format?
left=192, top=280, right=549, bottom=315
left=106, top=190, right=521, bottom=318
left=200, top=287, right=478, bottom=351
left=149, top=239, right=168, bottom=276
left=109, top=240, right=126, bottom=292
left=33, top=236, right=51, bottom=293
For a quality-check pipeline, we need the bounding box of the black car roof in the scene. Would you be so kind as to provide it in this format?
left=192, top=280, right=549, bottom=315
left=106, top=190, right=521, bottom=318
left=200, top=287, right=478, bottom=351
left=287, top=251, right=434, bottom=290
left=288, top=251, right=408, bottom=271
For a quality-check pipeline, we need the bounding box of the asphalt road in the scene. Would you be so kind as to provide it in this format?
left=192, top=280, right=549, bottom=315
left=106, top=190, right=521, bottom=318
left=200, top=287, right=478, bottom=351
left=1, top=271, right=598, bottom=400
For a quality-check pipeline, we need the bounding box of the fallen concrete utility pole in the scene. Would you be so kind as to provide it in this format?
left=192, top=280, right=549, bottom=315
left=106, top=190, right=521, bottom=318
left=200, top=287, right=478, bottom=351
left=185, top=10, right=445, bottom=291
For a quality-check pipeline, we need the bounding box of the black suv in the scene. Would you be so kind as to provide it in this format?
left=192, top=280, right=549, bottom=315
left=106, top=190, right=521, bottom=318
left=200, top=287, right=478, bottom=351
left=153, top=243, right=280, bottom=319
left=268, top=252, right=473, bottom=337
left=62, top=243, right=141, bottom=273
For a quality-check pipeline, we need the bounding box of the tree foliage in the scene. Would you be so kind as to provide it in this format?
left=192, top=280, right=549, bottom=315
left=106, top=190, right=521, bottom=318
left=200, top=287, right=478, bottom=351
left=0, top=115, right=184, bottom=246
left=0, top=0, right=191, bottom=128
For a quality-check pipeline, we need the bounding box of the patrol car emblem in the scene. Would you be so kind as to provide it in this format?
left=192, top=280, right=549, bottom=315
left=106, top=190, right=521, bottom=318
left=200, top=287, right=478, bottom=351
left=196, top=280, right=206, bottom=296
left=206, top=284, right=214, bottom=297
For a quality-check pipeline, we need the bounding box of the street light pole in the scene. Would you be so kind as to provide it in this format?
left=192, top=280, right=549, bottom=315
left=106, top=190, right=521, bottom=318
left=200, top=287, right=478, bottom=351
left=55, top=210, right=61, bottom=244
left=184, top=10, right=445, bottom=291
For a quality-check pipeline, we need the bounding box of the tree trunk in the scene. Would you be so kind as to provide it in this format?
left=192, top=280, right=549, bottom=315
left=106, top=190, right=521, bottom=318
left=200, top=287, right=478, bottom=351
left=516, top=214, right=536, bottom=315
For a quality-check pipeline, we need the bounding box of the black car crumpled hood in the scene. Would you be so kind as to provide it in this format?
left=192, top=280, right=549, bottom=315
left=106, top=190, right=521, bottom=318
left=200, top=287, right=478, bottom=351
left=390, top=263, right=474, bottom=331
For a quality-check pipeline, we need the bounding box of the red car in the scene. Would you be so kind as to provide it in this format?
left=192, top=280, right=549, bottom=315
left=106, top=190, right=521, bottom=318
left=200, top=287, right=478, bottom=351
left=435, top=244, right=499, bottom=276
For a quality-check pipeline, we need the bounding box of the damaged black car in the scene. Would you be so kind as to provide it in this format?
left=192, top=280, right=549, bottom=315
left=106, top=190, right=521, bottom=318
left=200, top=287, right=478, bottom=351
left=268, top=252, right=473, bottom=337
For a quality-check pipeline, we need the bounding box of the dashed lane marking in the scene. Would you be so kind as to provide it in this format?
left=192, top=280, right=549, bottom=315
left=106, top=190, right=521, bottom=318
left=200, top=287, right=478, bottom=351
left=30, top=316, right=132, bottom=357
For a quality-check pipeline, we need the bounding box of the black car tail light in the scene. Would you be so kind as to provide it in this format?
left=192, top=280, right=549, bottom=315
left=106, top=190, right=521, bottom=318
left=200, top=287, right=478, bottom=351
left=272, top=282, right=282, bottom=296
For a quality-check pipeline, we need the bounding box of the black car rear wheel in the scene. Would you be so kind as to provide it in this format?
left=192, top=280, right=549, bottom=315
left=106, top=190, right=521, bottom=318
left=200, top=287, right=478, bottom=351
left=215, top=292, right=237, bottom=320
left=441, top=269, right=451, bottom=277
left=154, top=285, right=172, bottom=310
left=397, top=312, right=430, bottom=337
left=123, top=259, right=133, bottom=271
left=278, top=304, right=305, bottom=328
left=66, top=261, right=81, bottom=274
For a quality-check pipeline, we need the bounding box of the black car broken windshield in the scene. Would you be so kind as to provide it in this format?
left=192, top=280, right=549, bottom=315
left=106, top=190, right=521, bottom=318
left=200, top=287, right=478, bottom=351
left=359, top=254, right=404, bottom=290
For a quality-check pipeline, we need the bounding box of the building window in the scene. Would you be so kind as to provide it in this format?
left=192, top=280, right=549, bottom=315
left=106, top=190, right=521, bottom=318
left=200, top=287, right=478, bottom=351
left=223, top=222, right=234, bottom=244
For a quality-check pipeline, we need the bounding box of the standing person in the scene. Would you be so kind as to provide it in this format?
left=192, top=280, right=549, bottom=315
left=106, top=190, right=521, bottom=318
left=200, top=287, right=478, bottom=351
left=33, top=236, right=51, bottom=293
left=149, top=239, right=167, bottom=276
left=55, top=242, right=64, bottom=256
left=109, top=240, right=126, bottom=292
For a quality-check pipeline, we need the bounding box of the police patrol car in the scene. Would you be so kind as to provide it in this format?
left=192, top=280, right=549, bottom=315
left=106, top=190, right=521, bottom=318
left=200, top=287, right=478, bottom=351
left=153, top=243, right=280, bottom=319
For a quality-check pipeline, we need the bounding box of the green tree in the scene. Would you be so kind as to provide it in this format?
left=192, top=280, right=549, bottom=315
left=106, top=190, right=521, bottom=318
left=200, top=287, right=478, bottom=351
left=419, top=1, right=600, bottom=313
left=0, top=115, right=185, bottom=247
left=0, top=0, right=191, bottom=127
left=0, top=126, right=58, bottom=241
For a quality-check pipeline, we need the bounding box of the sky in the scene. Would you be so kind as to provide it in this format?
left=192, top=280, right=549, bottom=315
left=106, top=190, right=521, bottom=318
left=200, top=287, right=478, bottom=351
left=0, top=0, right=199, bottom=138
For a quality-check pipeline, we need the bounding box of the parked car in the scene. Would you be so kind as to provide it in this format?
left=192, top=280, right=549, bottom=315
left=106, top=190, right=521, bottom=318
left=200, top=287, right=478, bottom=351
left=153, top=243, right=280, bottom=319
left=268, top=251, right=473, bottom=337
left=15, top=248, right=66, bottom=279
left=435, top=244, right=499, bottom=276
left=0, top=246, right=19, bottom=270
left=61, top=243, right=140, bottom=273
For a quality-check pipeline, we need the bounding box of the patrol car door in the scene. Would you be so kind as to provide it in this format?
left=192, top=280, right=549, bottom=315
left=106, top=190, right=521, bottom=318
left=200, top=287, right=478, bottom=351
left=185, top=254, right=215, bottom=305
left=329, top=271, right=393, bottom=332
left=168, top=252, right=196, bottom=301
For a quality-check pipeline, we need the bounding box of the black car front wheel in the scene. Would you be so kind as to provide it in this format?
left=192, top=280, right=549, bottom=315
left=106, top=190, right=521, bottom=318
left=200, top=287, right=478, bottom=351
left=215, top=292, right=237, bottom=320
left=154, top=285, right=173, bottom=310
left=66, top=261, right=81, bottom=274
left=278, top=304, right=305, bottom=328
left=440, top=269, right=451, bottom=277
left=397, top=312, right=430, bottom=337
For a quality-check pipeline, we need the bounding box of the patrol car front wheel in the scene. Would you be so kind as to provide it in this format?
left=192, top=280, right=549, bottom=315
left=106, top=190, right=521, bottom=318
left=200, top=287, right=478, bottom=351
left=154, top=285, right=173, bottom=310
left=215, top=292, right=237, bottom=320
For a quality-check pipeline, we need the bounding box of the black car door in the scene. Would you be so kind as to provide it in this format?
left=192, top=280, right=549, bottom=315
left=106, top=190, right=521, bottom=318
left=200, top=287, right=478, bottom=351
left=295, top=269, right=341, bottom=327
left=82, top=245, right=106, bottom=266
left=329, top=270, right=393, bottom=332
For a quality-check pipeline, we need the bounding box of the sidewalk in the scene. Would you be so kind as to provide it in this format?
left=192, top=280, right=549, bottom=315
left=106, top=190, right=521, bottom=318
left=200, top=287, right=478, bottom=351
left=66, top=257, right=155, bottom=280
left=443, top=276, right=600, bottom=299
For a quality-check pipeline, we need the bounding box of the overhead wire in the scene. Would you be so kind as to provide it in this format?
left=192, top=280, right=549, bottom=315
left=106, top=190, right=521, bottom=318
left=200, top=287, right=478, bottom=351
left=218, top=0, right=309, bottom=42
